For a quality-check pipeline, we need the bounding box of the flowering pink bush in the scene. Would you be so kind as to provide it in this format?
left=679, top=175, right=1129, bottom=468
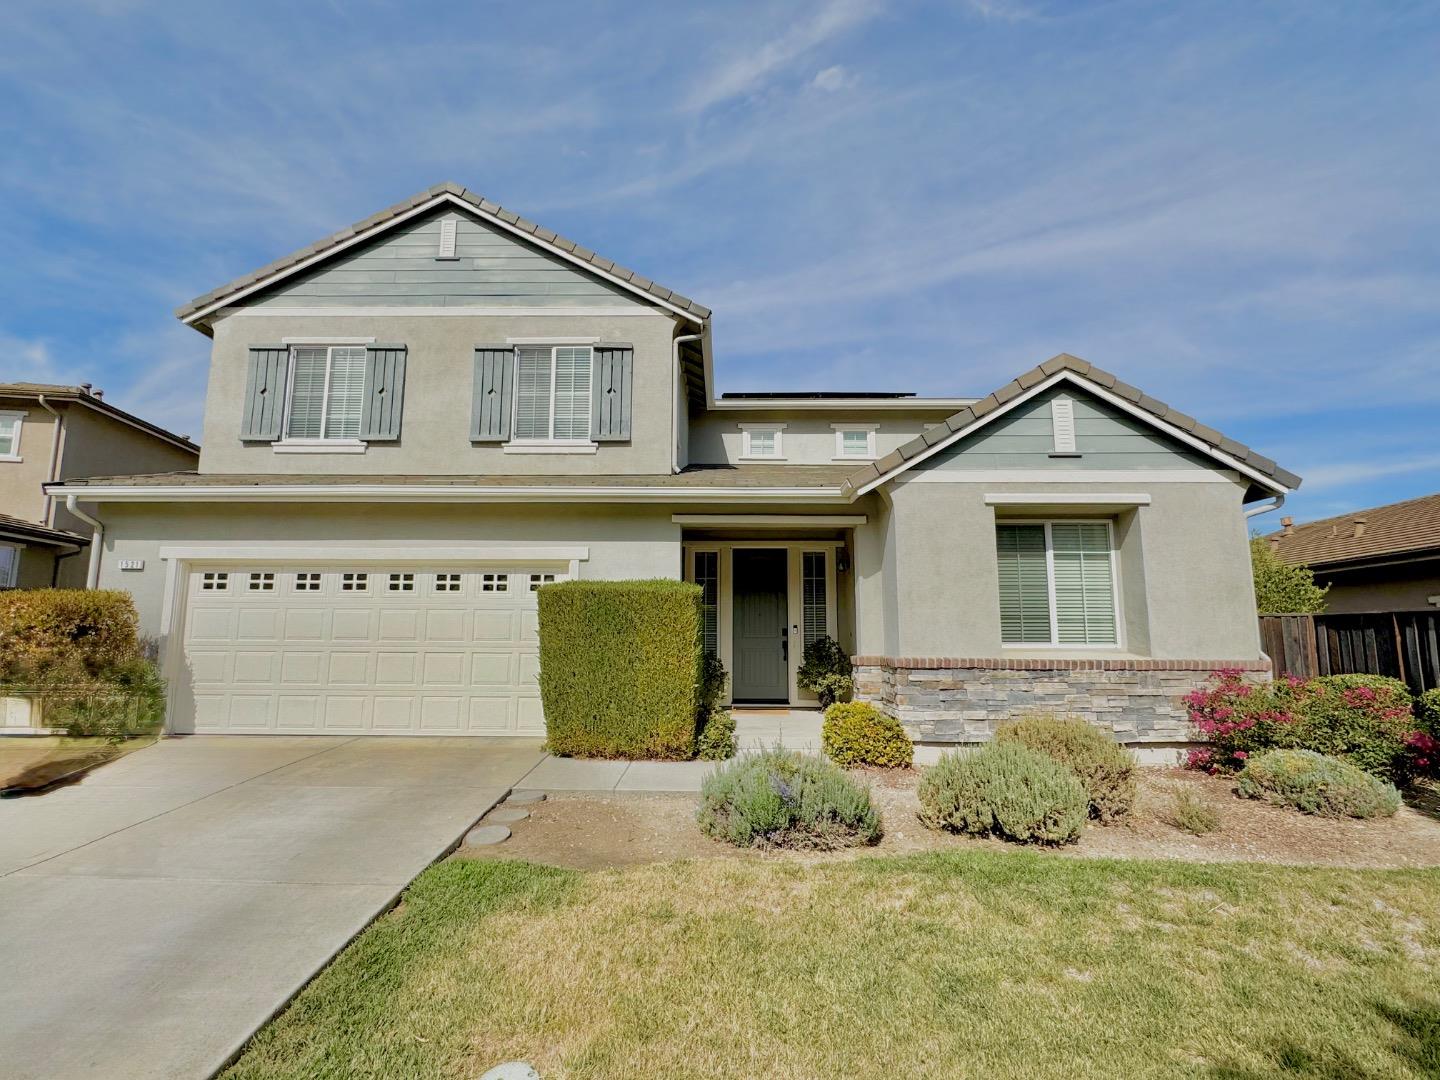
left=1185, top=671, right=1434, bottom=782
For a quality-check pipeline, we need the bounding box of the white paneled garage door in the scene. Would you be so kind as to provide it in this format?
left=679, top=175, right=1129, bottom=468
left=178, top=565, right=565, bottom=735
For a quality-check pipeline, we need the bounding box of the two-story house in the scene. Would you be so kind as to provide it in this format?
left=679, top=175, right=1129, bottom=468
left=48, top=183, right=1300, bottom=750
left=0, top=383, right=198, bottom=589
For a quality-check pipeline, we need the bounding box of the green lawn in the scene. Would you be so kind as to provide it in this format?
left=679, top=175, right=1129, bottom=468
left=225, top=853, right=1440, bottom=1080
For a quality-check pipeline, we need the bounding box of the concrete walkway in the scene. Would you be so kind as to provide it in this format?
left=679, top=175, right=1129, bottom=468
left=0, top=735, right=545, bottom=1080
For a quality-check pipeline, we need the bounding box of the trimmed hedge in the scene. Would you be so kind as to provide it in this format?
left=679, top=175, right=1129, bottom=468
left=537, top=579, right=703, bottom=760
left=822, top=702, right=913, bottom=768
left=996, top=714, right=1137, bottom=823
left=918, top=742, right=1088, bottom=845
left=1237, top=749, right=1401, bottom=819
left=0, top=589, right=141, bottom=683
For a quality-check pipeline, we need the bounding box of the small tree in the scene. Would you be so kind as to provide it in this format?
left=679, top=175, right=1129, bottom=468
left=1250, top=536, right=1327, bottom=615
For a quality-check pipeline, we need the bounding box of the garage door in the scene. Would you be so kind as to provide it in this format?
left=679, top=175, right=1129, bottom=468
left=178, top=565, right=565, bottom=735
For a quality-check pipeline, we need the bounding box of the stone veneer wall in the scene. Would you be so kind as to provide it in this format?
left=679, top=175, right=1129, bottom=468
left=852, top=656, right=1271, bottom=745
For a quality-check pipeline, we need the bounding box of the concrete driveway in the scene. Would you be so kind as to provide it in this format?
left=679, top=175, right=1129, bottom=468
left=0, top=735, right=546, bottom=1080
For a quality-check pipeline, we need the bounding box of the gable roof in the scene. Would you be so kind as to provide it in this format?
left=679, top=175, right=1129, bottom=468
left=1266, top=492, right=1440, bottom=569
left=839, top=353, right=1301, bottom=500
left=0, top=383, right=199, bottom=454
left=176, top=182, right=711, bottom=329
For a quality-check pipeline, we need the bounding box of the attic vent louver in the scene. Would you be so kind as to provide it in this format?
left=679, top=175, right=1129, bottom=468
left=437, top=218, right=458, bottom=260
left=1050, top=396, right=1077, bottom=454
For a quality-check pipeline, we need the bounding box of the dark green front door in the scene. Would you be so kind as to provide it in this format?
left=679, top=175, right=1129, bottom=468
left=733, top=548, right=788, bottom=702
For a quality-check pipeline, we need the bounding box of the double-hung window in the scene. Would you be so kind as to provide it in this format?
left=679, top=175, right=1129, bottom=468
left=513, top=345, right=593, bottom=442
left=0, top=411, right=24, bottom=461
left=740, top=424, right=785, bottom=460
left=284, top=346, right=367, bottom=442
left=832, top=424, right=877, bottom=459
left=996, top=521, right=1118, bottom=646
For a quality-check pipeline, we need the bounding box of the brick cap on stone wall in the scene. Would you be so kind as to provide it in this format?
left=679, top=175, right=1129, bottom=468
left=852, top=656, right=1272, bottom=672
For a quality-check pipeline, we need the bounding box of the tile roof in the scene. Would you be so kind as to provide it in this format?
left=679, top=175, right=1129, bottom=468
left=0, top=384, right=200, bottom=452
left=0, top=513, right=87, bottom=547
left=1265, top=492, right=1440, bottom=568
left=51, top=464, right=851, bottom=490
left=840, top=353, right=1302, bottom=497
left=175, top=182, right=712, bottom=324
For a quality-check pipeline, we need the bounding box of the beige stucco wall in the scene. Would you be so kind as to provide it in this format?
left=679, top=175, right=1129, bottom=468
left=850, top=476, right=1263, bottom=660
left=688, top=409, right=950, bottom=466
left=201, top=310, right=682, bottom=476
left=0, top=404, right=56, bottom=524
left=51, top=406, right=198, bottom=534
left=91, top=502, right=685, bottom=638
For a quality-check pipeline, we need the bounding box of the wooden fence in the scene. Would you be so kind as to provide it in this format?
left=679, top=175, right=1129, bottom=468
left=1258, top=612, right=1440, bottom=695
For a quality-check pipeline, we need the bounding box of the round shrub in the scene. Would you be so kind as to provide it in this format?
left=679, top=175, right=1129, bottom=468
left=1237, top=749, right=1401, bottom=819
left=995, top=714, right=1136, bottom=823
left=918, top=742, right=1087, bottom=845
left=697, top=748, right=881, bottom=849
left=1291, top=675, right=1416, bottom=781
left=822, top=702, right=913, bottom=768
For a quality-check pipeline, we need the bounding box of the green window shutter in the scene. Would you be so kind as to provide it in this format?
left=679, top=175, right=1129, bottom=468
left=591, top=343, right=633, bottom=442
left=361, top=344, right=407, bottom=441
left=241, top=345, right=290, bottom=441
left=996, top=524, right=1051, bottom=644
left=1050, top=523, right=1117, bottom=644
left=471, top=346, right=514, bottom=441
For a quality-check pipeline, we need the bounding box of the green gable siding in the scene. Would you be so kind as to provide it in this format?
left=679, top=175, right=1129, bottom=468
left=921, top=385, right=1214, bottom=472
left=239, top=208, right=646, bottom=310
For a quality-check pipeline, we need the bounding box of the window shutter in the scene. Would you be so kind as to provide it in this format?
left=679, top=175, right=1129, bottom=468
left=1050, top=523, right=1116, bottom=644
left=591, top=343, right=633, bottom=442
left=361, top=344, right=407, bottom=441
left=996, top=524, right=1051, bottom=644
left=241, top=345, right=290, bottom=441
left=471, top=346, right=514, bottom=441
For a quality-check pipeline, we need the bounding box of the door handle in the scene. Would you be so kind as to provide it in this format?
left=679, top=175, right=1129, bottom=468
left=781, top=625, right=789, bottom=662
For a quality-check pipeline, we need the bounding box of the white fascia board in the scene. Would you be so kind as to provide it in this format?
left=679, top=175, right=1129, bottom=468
left=159, top=544, right=589, bottom=563
left=901, top=469, right=1240, bottom=484
left=709, top=398, right=976, bottom=412
left=851, top=371, right=1290, bottom=499
left=671, top=514, right=867, bottom=526
left=50, top=484, right=847, bottom=504
left=982, top=493, right=1151, bottom=506
left=183, top=193, right=705, bottom=327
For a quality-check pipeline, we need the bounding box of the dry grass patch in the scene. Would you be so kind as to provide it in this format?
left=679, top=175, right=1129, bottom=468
left=226, top=852, right=1440, bottom=1080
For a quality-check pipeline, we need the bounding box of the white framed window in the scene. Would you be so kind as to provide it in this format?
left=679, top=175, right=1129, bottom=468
left=0, top=411, right=25, bottom=461
left=481, top=573, right=509, bottom=593
left=511, top=345, right=593, bottom=443
left=529, top=573, right=556, bottom=591
left=0, top=543, right=19, bottom=588
left=694, top=550, right=719, bottom=656
left=996, top=521, right=1119, bottom=647
left=247, top=572, right=276, bottom=591
left=294, top=572, right=322, bottom=592
left=282, top=346, right=367, bottom=443
left=831, top=423, right=878, bottom=459
left=740, top=423, right=786, bottom=460
left=434, top=573, right=462, bottom=592
left=340, top=572, right=369, bottom=592
left=200, top=571, right=229, bottom=591
left=387, top=572, right=415, bottom=592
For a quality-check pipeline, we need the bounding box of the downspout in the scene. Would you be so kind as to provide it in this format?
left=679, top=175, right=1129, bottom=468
left=671, top=331, right=703, bottom=474
left=65, top=495, right=104, bottom=589
left=1244, top=493, right=1285, bottom=520
left=36, top=394, right=64, bottom=527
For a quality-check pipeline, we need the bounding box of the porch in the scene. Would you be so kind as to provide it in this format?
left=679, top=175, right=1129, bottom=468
left=682, top=530, right=855, bottom=708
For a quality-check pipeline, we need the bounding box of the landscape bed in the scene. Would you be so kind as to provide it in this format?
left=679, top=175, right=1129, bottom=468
left=225, top=850, right=1440, bottom=1079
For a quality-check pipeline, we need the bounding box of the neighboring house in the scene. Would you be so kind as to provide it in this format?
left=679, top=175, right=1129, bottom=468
left=46, top=182, right=1300, bottom=749
left=1266, top=495, right=1440, bottom=614
left=0, top=384, right=198, bottom=589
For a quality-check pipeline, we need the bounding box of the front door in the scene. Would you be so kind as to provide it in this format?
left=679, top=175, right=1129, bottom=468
left=732, top=548, right=789, bottom=702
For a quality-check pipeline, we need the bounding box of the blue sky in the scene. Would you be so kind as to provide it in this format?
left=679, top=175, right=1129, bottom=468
left=2, top=0, right=1437, bottom=524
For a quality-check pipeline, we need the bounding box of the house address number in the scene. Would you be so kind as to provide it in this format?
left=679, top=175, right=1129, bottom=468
left=117, top=559, right=145, bottom=571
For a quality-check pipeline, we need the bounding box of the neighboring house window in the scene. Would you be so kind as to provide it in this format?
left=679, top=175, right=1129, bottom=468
left=832, top=424, right=877, bottom=459
left=285, top=346, right=367, bottom=441
left=740, top=424, right=785, bottom=460
left=0, top=411, right=24, bottom=461
left=996, top=522, right=1118, bottom=646
left=694, top=551, right=719, bottom=655
left=513, top=345, right=593, bottom=442
left=0, top=544, right=18, bottom=588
